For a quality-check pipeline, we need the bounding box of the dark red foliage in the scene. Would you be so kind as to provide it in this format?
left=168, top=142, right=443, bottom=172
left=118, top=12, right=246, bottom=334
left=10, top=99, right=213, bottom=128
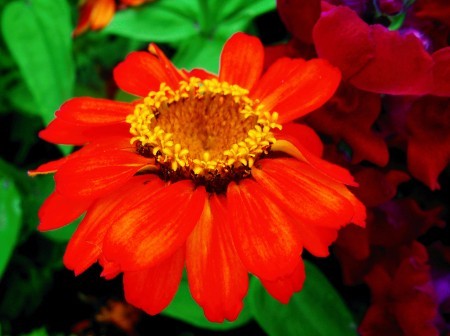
left=270, top=1, right=450, bottom=334
left=359, top=242, right=439, bottom=336
left=406, top=96, right=450, bottom=190
left=305, top=83, right=388, bottom=166
left=277, top=0, right=321, bottom=44
left=413, top=0, right=450, bottom=28
left=313, top=6, right=434, bottom=95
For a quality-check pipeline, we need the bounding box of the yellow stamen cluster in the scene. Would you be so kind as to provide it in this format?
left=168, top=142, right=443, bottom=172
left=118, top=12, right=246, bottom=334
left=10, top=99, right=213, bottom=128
left=126, top=77, right=281, bottom=177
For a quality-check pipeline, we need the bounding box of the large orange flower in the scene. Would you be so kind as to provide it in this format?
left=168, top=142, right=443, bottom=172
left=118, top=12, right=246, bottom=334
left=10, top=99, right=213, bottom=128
left=31, top=33, right=365, bottom=322
left=74, top=0, right=153, bottom=36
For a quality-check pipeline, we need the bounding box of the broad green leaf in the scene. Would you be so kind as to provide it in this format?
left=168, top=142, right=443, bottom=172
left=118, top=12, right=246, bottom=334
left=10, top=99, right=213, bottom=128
left=211, top=0, right=276, bottom=22
left=0, top=176, right=22, bottom=279
left=20, top=327, right=49, bottom=336
left=104, top=0, right=200, bottom=42
left=212, top=0, right=276, bottom=39
left=23, top=173, right=53, bottom=227
left=115, top=89, right=139, bottom=103
left=225, top=0, right=276, bottom=22
left=171, top=0, right=276, bottom=73
left=214, top=16, right=254, bottom=41
left=2, top=0, right=74, bottom=125
left=0, top=59, right=19, bottom=115
left=163, top=277, right=253, bottom=330
left=249, top=261, right=357, bottom=336
left=0, top=258, right=54, bottom=319
left=75, top=31, right=145, bottom=73
left=8, top=82, right=38, bottom=116
left=208, top=0, right=274, bottom=23
left=0, top=158, right=72, bottom=241
left=0, top=158, right=46, bottom=242
left=172, top=35, right=225, bottom=73
left=41, top=216, right=82, bottom=243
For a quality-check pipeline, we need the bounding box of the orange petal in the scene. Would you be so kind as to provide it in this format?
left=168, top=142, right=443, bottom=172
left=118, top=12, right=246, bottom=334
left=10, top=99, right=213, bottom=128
left=251, top=58, right=304, bottom=100
left=31, top=136, right=133, bottom=175
left=219, top=33, right=264, bottom=90
left=121, top=0, right=148, bottom=5
left=186, top=195, right=248, bottom=322
left=184, top=68, right=216, bottom=80
left=99, top=256, right=121, bottom=279
left=64, top=175, right=163, bottom=275
left=277, top=123, right=324, bottom=157
left=123, top=248, right=185, bottom=315
left=56, top=97, right=133, bottom=125
left=38, top=191, right=92, bottom=231
left=148, top=43, right=184, bottom=87
left=103, top=181, right=206, bottom=271
left=39, top=118, right=93, bottom=145
left=39, top=118, right=130, bottom=145
left=55, top=150, right=149, bottom=199
left=114, top=51, right=179, bottom=97
left=88, top=0, right=115, bottom=30
left=271, top=139, right=358, bottom=186
left=81, top=123, right=131, bottom=141
left=252, top=158, right=365, bottom=253
left=73, top=0, right=95, bottom=36
left=227, top=180, right=303, bottom=281
left=73, top=135, right=135, bottom=154
left=260, top=258, right=305, bottom=304
left=28, top=157, right=68, bottom=176
left=256, top=157, right=365, bottom=226
left=252, top=57, right=341, bottom=123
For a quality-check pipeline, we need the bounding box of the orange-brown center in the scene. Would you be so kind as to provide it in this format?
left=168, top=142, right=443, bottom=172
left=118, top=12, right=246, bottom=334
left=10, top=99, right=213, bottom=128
left=126, top=77, right=281, bottom=191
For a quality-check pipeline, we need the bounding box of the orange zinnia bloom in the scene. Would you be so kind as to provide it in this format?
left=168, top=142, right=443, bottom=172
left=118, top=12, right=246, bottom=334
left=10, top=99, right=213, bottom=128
left=74, top=0, right=152, bottom=36
left=31, top=33, right=365, bottom=322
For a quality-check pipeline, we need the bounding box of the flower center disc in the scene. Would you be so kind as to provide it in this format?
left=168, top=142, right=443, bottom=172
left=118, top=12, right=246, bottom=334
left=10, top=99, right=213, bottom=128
left=126, top=77, right=281, bottom=192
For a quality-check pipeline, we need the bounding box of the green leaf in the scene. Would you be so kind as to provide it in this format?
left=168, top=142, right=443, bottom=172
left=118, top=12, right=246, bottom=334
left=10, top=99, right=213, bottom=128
left=0, top=157, right=42, bottom=243
left=0, top=223, right=66, bottom=320
left=171, top=0, right=276, bottom=73
left=0, top=65, right=20, bottom=115
left=212, top=0, right=276, bottom=39
left=388, top=13, right=407, bottom=31
left=172, top=35, right=225, bottom=73
left=21, top=174, right=54, bottom=237
left=163, top=277, right=253, bottom=330
left=0, top=176, right=22, bottom=279
left=208, top=0, right=272, bottom=22
left=214, top=16, right=253, bottom=40
left=226, top=0, right=276, bottom=21
left=41, top=215, right=82, bottom=243
left=8, top=82, right=38, bottom=116
left=249, top=261, right=357, bottom=336
left=2, top=0, right=75, bottom=125
left=115, top=89, right=139, bottom=103
left=104, top=0, right=200, bottom=42
left=20, top=327, right=49, bottom=336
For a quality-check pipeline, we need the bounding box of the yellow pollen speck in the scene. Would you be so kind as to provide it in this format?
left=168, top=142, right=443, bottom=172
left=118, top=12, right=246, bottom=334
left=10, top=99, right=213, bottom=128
left=126, top=77, right=281, bottom=178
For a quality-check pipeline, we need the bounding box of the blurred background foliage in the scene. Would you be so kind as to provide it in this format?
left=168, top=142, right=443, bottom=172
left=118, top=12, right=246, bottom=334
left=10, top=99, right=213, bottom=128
left=0, top=0, right=365, bottom=335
